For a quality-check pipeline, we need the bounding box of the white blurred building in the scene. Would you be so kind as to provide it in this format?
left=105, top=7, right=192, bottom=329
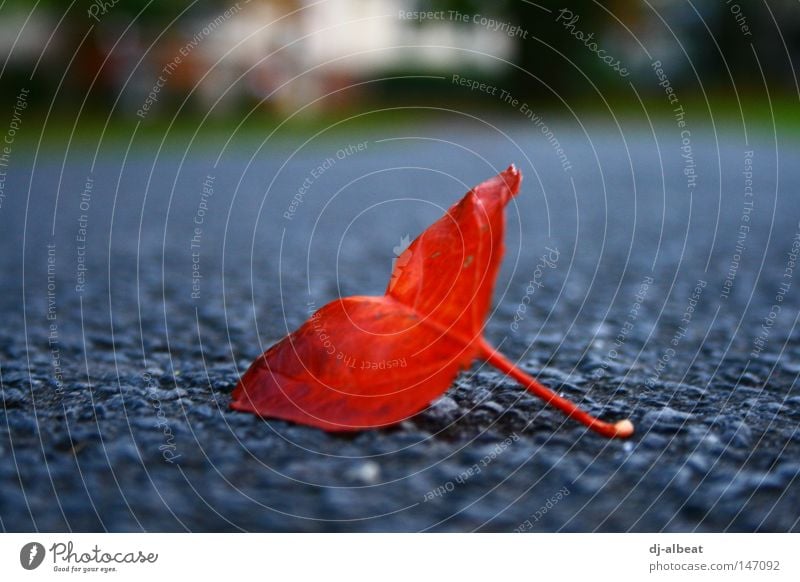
left=186, top=0, right=516, bottom=112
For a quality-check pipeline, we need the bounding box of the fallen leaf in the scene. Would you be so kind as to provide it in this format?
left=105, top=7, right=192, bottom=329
left=231, top=165, right=633, bottom=438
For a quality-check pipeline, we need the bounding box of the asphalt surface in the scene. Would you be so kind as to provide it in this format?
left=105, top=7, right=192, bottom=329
left=1, top=117, right=799, bottom=531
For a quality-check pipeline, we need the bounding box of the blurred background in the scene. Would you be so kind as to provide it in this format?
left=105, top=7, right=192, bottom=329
left=1, top=0, right=798, bottom=128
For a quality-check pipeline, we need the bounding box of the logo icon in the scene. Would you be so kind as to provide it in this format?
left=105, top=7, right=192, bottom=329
left=20, top=542, right=45, bottom=570
left=389, top=234, right=412, bottom=288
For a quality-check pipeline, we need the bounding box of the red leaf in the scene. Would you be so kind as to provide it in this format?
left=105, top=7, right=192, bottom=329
left=231, top=165, right=634, bottom=438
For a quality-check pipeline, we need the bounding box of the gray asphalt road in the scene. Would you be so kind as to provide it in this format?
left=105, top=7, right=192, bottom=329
left=1, top=117, right=799, bottom=531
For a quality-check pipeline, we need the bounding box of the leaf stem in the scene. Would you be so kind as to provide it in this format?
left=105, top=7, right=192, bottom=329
left=478, top=338, right=634, bottom=439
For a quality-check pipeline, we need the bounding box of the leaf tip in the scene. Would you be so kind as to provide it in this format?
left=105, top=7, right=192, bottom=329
left=501, top=164, right=522, bottom=198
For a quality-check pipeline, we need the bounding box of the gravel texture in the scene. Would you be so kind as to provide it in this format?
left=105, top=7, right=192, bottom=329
left=1, top=120, right=799, bottom=531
